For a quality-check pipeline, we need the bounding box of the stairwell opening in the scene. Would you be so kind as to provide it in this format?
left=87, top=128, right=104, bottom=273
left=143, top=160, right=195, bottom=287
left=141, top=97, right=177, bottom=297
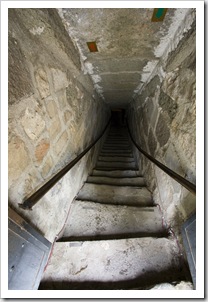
left=111, top=109, right=126, bottom=126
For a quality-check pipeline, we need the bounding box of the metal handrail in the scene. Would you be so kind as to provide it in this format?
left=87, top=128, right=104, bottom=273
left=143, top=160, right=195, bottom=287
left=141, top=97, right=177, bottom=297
left=19, top=117, right=111, bottom=210
left=127, top=121, right=196, bottom=195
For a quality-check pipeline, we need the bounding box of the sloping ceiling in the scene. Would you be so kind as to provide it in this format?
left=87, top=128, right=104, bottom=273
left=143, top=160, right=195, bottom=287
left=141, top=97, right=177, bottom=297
left=58, top=8, right=190, bottom=108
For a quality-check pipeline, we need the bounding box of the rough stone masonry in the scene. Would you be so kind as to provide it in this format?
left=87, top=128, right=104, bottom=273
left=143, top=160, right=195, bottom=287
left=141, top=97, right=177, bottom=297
left=8, top=8, right=110, bottom=242
left=127, top=15, right=196, bottom=244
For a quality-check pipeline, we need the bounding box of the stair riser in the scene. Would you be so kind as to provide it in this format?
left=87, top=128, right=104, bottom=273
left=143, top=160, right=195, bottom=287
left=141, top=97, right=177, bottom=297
left=104, top=142, right=130, bottom=146
left=100, top=153, right=133, bottom=158
left=77, top=183, right=153, bottom=206
left=102, top=146, right=131, bottom=150
left=100, top=149, right=132, bottom=154
left=98, top=156, right=134, bottom=162
left=96, top=161, right=136, bottom=169
left=92, top=169, right=142, bottom=178
left=87, top=176, right=145, bottom=186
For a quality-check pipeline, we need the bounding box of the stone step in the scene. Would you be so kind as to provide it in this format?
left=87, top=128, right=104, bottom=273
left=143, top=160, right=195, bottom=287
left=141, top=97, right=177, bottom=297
left=95, top=167, right=138, bottom=171
left=98, top=156, right=134, bottom=162
left=76, top=183, right=152, bottom=206
left=105, top=139, right=129, bottom=143
left=102, top=146, right=132, bottom=151
left=107, top=133, right=128, bottom=136
left=104, top=140, right=131, bottom=146
left=60, top=201, right=166, bottom=241
left=100, top=152, right=133, bottom=157
left=100, top=149, right=132, bottom=155
left=96, top=161, right=136, bottom=170
left=87, top=175, right=145, bottom=186
left=92, top=169, right=142, bottom=178
left=40, top=238, right=183, bottom=290
left=103, top=144, right=131, bottom=149
left=107, top=135, right=128, bottom=138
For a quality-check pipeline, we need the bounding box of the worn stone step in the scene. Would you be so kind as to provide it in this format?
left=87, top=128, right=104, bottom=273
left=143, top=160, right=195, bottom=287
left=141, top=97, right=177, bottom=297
left=105, top=137, right=130, bottom=144
left=60, top=201, right=166, bottom=241
left=40, top=238, right=183, bottom=290
left=108, top=133, right=128, bottom=136
left=77, top=183, right=152, bottom=206
left=100, top=152, right=133, bottom=158
left=92, top=169, right=142, bottom=178
left=99, top=156, right=134, bottom=162
left=102, top=146, right=131, bottom=151
left=104, top=142, right=130, bottom=146
left=96, top=161, right=136, bottom=170
left=87, top=175, right=145, bottom=186
left=103, top=145, right=131, bottom=149
left=100, top=149, right=132, bottom=155
left=95, top=167, right=138, bottom=171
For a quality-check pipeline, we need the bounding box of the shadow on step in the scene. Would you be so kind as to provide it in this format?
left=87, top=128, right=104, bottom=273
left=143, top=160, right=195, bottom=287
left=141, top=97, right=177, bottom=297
left=57, top=231, right=169, bottom=242
left=39, top=266, right=191, bottom=290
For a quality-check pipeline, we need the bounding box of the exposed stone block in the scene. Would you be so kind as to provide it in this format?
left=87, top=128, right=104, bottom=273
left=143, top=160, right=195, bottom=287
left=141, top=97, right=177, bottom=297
left=166, top=21, right=196, bottom=72
left=35, top=139, right=50, bottom=163
left=23, top=168, right=42, bottom=197
left=35, top=68, right=50, bottom=99
left=156, top=113, right=170, bottom=147
left=51, top=68, right=68, bottom=92
left=58, top=90, right=68, bottom=108
left=159, top=89, right=177, bottom=121
left=165, top=144, right=184, bottom=176
left=142, top=75, right=160, bottom=100
left=9, top=136, right=30, bottom=185
left=148, top=128, right=157, bottom=156
left=145, top=98, right=154, bottom=120
left=48, top=117, right=62, bottom=141
left=41, top=156, right=54, bottom=178
left=142, top=113, right=149, bottom=136
left=66, top=84, right=78, bottom=107
left=163, top=67, right=195, bottom=106
left=8, top=35, right=33, bottom=105
left=21, top=108, right=45, bottom=140
left=46, top=98, right=58, bottom=119
left=64, top=110, right=71, bottom=123
left=54, top=131, right=68, bottom=156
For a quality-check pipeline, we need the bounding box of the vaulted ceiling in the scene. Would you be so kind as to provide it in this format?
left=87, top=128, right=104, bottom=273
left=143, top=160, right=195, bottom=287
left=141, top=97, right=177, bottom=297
left=58, top=8, right=191, bottom=108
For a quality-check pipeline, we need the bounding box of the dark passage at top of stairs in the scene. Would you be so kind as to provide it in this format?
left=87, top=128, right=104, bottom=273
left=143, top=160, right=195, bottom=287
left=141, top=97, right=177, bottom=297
left=39, top=123, right=191, bottom=290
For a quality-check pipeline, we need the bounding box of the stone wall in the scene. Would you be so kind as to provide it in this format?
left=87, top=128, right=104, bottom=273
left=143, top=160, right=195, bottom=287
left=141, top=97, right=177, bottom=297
left=8, top=8, right=110, bottom=242
left=127, top=17, right=196, bottom=241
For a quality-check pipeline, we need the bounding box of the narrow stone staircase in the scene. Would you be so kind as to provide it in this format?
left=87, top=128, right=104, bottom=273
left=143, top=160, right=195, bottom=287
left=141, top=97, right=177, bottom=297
left=39, top=125, right=189, bottom=290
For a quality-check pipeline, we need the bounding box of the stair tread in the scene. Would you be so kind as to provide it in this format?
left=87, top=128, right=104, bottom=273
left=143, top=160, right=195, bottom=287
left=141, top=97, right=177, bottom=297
left=98, top=156, right=134, bottom=162
left=61, top=201, right=166, bottom=239
left=40, top=237, right=183, bottom=289
left=92, top=169, right=143, bottom=178
left=100, top=149, right=132, bottom=153
left=87, top=176, right=145, bottom=186
left=102, top=147, right=132, bottom=151
left=96, top=161, right=136, bottom=169
left=77, top=183, right=152, bottom=206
